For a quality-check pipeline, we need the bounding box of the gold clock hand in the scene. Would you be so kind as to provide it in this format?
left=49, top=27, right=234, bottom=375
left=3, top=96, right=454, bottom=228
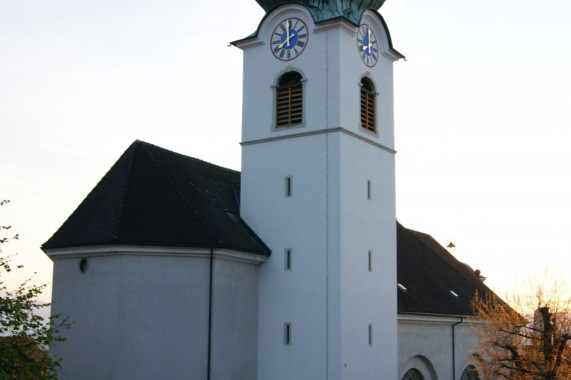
left=367, top=28, right=372, bottom=53
left=278, top=32, right=295, bottom=48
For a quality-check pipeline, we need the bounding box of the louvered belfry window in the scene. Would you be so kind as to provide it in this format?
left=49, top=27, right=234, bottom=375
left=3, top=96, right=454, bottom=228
left=276, top=72, right=303, bottom=127
left=360, top=77, right=376, bottom=133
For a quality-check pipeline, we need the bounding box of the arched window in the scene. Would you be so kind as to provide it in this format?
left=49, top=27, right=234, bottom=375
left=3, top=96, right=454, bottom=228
left=276, top=71, right=303, bottom=127
left=360, top=77, right=376, bottom=132
left=401, top=368, right=424, bottom=380
left=460, top=365, right=480, bottom=380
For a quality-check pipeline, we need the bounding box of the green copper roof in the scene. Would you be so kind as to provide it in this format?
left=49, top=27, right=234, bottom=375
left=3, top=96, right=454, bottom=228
left=255, top=0, right=386, bottom=24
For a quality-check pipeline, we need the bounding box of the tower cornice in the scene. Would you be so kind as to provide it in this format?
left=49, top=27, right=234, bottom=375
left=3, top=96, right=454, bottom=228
left=231, top=4, right=404, bottom=60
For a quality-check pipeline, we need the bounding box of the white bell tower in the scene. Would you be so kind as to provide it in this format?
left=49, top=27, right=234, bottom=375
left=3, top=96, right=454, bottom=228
left=233, top=1, right=403, bottom=378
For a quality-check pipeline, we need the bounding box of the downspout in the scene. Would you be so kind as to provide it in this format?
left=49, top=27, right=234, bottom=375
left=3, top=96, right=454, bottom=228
left=324, top=26, right=330, bottom=380
left=452, top=317, right=463, bottom=380
left=207, top=248, right=214, bottom=380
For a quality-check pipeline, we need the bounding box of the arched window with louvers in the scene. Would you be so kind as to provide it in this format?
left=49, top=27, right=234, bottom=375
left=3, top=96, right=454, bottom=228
left=360, top=76, right=376, bottom=133
left=275, top=71, right=303, bottom=128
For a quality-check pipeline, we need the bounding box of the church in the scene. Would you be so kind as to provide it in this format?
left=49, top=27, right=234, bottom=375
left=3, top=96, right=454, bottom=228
left=43, top=1, right=495, bottom=379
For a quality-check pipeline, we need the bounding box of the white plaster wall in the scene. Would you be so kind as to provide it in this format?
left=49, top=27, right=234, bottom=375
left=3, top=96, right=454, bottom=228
left=241, top=135, right=329, bottom=380
left=336, top=12, right=398, bottom=379
left=241, top=6, right=327, bottom=143
left=240, top=8, right=396, bottom=148
left=338, top=133, right=397, bottom=379
left=210, top=257, right=260, bottom=380
left=50, top=250, right=262, bottom=380
left=50, top=255, right=123, bottom=379
left=239, top=5, right=399, bottom=380
left=337, top=10, right=396, bottom=148
left=453, top=323, right=481, bottom=379
left=398, top=316, right=480, bottom=380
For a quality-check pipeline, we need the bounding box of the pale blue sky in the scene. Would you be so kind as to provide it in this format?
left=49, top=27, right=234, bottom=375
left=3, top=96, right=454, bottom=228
left=1, top=0, right=570, bottom=300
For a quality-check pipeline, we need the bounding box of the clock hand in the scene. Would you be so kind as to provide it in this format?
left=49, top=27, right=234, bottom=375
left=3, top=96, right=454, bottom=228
left=278, top=32, right=295, bottom=48
left=367, top=28, right=372, bottom=53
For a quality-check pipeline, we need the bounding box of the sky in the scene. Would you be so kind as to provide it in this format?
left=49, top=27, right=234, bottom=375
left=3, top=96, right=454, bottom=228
left=1, top=0, right=570, bottom=303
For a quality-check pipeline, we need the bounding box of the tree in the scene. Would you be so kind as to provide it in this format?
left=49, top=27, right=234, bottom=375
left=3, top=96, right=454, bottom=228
left=469, top=279, right=571, bottom=380
left=0, top=200, right=72, bottom=379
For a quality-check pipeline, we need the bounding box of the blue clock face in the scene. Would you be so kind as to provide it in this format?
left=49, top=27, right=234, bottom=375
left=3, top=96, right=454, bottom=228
left=271, top=18, right=308, bottom=61
left=357, top=24, right=378, bottom=67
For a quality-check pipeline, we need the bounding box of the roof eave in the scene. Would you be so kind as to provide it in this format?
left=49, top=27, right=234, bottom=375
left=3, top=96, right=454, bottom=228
left=44, top=244, right=270, bottom=264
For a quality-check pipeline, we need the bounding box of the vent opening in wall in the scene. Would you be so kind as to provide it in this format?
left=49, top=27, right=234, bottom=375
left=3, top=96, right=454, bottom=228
left=284, top=322, right=292, bottom=345
left=285, top=176, right=292, bottom=197
left=367, top=179, right=371, bottom=200
left=360, top=77, right=376, bottom=133
left=368, top=250, right=372, bottom=272
left=368, top=323, right=373, bottom=345
left=284, top=248, right=292, bottom=271
left=276, top=72, right=303, bottom=127
left=79, top=258, right=88, bottom=273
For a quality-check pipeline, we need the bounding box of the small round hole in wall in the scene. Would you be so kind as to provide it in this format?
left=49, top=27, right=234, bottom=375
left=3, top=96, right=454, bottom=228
left=79, top=258, right=88, bottom=273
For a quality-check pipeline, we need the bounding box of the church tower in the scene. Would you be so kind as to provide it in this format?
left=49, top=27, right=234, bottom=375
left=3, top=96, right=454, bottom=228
left=234, top=1, right=404, bottom=378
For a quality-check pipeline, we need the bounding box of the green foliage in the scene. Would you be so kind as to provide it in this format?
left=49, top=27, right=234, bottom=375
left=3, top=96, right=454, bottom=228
left=0, top=200, right=72, bottom=379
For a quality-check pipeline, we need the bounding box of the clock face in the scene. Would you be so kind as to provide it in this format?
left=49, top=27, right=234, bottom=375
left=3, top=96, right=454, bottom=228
left=271, top=18, right=308, bottom=61
left=357, top=24, right=378, bottom=67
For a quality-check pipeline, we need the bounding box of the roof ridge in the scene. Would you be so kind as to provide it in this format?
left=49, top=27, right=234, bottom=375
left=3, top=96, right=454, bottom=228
left=135, top=140, right=240, bottom=175
left=139, top=142, right=224, bottom=246
left=403, top=225, right=493, bottom=293
left=403, top=226, right=474, bottom=284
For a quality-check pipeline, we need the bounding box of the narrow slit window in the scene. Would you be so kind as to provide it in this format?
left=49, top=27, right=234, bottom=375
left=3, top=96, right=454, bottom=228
left=367, top=179, right=371, bottom=200
left=276, top=72, right=303, bottom=127
left=360, top=77, right=376, bottom=133
left=285, top=176, right=292, bottom=197
left=368, top=250, right=372, bottom=272
left=368, top=324, right=373, bottom=346
left=79, top=259, right=88, bottom=273
left=284, top=322, right=292, bottom=345
left=285, top=249, right=292, bottom=271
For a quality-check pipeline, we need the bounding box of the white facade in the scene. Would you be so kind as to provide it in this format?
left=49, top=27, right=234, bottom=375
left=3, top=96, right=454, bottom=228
left=236, top=5, right=400, bottom=379
left=398, top=314, right=481, bottom=380
left=49, top=247, right=265, bottom=380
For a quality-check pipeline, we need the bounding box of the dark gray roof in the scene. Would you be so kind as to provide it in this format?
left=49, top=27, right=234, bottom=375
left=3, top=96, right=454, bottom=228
left=397, top=223, right=495, bottom=316
left=42, top=140, right=270, bottom=255
left=44, top=140, right=494, bottom=316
